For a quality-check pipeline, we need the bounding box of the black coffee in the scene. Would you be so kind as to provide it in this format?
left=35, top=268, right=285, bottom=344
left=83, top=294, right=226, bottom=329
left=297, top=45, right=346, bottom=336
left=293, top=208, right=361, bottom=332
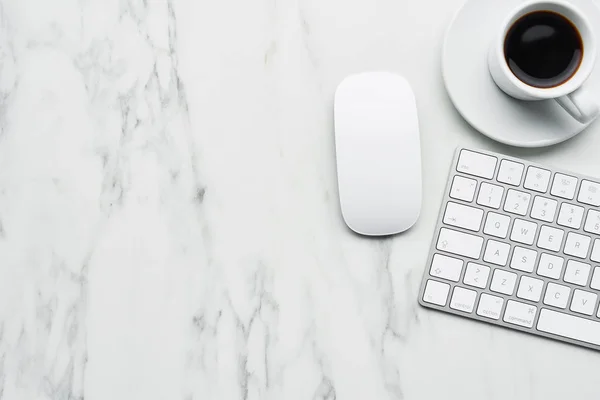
left=505, top=10, right=583, bottom=88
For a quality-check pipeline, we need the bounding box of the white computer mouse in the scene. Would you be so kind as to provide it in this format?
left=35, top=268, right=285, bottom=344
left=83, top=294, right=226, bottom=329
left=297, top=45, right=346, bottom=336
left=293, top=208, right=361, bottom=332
left=334, top=71, right=422, bottom=236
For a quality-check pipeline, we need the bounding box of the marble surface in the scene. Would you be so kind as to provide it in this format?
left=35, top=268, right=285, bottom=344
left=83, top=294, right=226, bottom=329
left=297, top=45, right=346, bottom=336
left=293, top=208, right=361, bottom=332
left=1, top=0, right=600, bottom=399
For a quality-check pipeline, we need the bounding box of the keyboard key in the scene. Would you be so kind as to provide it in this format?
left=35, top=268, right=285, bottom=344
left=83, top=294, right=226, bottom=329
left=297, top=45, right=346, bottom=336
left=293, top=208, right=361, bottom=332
left=524, top=166, right=551, bottom=193
left=484, top=240, right=511, bottom=266
left=423, top=280, right=450, bottom=306
left=557, top=203, right=585, bottom=229
left=592, top=267, right=600, bottom=290
left=504, top=300, right=537, bottom=328
left=477, top=293, right=504, bottom=320
left=510, top=246, right=537, bottom=273
left=443, top=202, right=484, bottom=232
left=430, top=254, right=463, bottom=282
left=483, top=212, right=511, bottom=238
left=490, top=269, right=517, bottom=295
left=564, top=260, right=591, bottom=287
left=510, top=219, right=538, bottom=245
left=477, top=182, right=504, bottom=209
left=537, top=309, right=600, bottom=346
left=497, top=160, right=524, bottom=186
left=450, top=287, right=477, bottom=313
left=584, top=210, right=600, bottom=235
left=537, top=226, right=565, bottom=252
left=544, top=283, right=571, bottom=309
left=463, top=262, right=491, bottom=289
left=564, top=232, right=591, bottom=259
left=437, top=228, right=484, bottom=259
left=504, top=189, right=531, bottom=216
left=551, top=173, right=578, bottom=199
left=530, top=196, right=557, bottom=223
left=450, top=176, right=478, bottom=202
left=537, top=253, right=565, bottom=279
left=570, top=290, right=598, bottom=316
left=457, top=150, right=497, bottom=179
left=517, top=276, right=544, bottom=302
left=592, top=240, right=600, bottom=262
left=578, top=180, right=600, bottom=207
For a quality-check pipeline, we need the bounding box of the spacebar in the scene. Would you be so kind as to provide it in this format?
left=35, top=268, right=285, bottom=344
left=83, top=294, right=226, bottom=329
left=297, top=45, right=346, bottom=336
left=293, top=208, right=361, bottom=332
left=537, top=309, right=600, bottom=346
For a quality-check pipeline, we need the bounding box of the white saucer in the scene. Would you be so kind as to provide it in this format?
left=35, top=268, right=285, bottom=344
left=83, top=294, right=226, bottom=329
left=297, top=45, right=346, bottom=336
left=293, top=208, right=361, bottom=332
left=443, top=0, right=600, bottom=148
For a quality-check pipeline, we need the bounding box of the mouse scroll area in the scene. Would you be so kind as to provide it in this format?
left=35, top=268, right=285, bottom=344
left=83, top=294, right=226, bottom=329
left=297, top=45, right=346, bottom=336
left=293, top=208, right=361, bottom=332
left=334, top=72, right=422, bottom=236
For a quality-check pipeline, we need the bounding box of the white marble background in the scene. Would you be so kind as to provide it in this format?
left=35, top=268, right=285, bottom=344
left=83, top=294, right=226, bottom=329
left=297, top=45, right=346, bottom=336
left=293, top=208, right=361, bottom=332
left=0, top=0, right=600, bottom=399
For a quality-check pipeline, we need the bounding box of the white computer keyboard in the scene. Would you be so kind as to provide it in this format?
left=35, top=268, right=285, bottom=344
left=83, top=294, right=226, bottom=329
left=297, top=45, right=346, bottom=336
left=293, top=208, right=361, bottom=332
left=418, top=147, right=600, bottom=351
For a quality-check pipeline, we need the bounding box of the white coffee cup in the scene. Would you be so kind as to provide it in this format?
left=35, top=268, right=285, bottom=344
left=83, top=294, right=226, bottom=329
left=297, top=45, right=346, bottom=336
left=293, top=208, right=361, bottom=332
left=489, top=0, right=599, bottom=124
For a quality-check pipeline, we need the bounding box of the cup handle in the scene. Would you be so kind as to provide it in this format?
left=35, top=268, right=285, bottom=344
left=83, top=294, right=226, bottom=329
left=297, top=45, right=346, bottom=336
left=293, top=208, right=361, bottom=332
left=555, top=87, right=600, bottom=124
